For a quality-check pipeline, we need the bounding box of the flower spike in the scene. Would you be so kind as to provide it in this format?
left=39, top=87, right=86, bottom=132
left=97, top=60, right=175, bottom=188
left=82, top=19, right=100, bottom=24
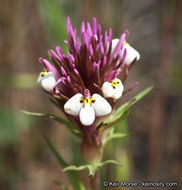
left=37, top=17, right=139, bottom=132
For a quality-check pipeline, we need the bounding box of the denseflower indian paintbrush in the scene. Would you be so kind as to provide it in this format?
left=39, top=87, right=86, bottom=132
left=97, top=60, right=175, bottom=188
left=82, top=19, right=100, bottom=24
left=20, top=16, right=154, bottom=190
left=36, top=17, right=140, bottom=164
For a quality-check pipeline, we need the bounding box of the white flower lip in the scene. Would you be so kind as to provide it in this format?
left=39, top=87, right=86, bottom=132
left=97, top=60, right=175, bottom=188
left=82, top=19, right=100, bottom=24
left=37, top=71, right=56, bottom=92
left=101, top=78, right=124, bottom=100
left=79, top=106, right=95, bottom=126
left=64, top=92, right=112, bottom=126
left=112, top=38, right=140, bottom=65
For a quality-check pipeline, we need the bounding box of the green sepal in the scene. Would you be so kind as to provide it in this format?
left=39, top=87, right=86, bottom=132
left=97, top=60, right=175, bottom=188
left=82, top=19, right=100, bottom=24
left=63, top=160, right=122, bottom=178
left=21, top=110, right=81, bottom=138
left=44, top=136, right=86, bottom=190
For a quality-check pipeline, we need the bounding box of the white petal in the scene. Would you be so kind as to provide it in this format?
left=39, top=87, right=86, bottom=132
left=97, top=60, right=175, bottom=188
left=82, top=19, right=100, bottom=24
left=41, top=76, right=56, bottom=92
left=121, top=44, right=140, bottom=65
left=111, top=39, right=140, bottom=65
left=101, top=79, right=124, bottom=100
left=37, top=72, right=56, bottom=92
left=101, top=82, right=114, bottom=98
left=92, top=94, right=112, bottom=116
left=112, top=88, right=123, bottom=100
left=79, top=106, right=95, bottom=126
left=64, top=93, right=82, bottom=116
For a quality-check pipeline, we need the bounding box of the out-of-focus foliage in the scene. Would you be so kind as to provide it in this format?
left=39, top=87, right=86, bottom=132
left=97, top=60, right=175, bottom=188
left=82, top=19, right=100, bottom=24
left=0, top=74, right=36, bottom=89
left=37, top=0, right=67, bottom=51
left=0, top=107, right=34, bottom=143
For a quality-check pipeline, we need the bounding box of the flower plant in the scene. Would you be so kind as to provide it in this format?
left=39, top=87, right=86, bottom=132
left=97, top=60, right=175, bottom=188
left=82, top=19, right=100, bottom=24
left=23, top=17, right=152, bottom=190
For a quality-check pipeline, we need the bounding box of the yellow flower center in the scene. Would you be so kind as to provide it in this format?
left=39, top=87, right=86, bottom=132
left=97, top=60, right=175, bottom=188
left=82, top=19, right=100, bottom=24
left=110, top=79, right=120, bottom=89
left=40, top=70, right=48, bottom=77
left=80, top=97, right=95, bottom=107
left=123, top=41, right=129, bottom=46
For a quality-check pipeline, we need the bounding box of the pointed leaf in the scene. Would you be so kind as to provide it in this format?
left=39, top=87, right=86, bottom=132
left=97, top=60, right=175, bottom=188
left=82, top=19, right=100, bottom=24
left=96, top=86, right=153, bottom=131
left=44, top=136, right=86, bottom=190
left=62, top=160, right=122, bottom=178
left=21, top=110, right=81, bottom=137
left=63, top=164, right=95, bottom=177
left=97, top=160, right=122, bottom=169
left=98, top=109, right=130, bottom=132
left=63, top=165, right=89, bottom=172
left=115, top=86, right=153, bottom=116
left=103, top=132, right=131, bottom=146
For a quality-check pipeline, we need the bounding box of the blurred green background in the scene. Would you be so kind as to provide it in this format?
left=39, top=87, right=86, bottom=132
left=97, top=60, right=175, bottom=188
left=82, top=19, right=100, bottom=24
left=0, top=0, right=182, bottom=189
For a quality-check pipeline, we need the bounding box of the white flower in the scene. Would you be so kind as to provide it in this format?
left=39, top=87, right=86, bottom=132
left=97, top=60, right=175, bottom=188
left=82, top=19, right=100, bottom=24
left=112, top=39, right=140, bottom=65
left=101, top=78, right=124, bottom=100
left=37, top=70, right=56, bottom=92
left=64, top=91, right=112, bottom=126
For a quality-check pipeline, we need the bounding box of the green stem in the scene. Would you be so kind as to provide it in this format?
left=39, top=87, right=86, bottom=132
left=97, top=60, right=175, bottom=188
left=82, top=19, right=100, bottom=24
left=90, top=172, right=99, bottom=190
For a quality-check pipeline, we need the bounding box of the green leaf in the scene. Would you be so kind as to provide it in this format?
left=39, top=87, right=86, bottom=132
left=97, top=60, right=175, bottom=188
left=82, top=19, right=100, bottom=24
left=96, top=87, right=153, bottom=147
left=63, top=160, right=122, bottom=178
left=97, top=160, right=122, bottom=169
left=63, top=165, right=90, bottom=174
left=44, top=136, right=86, bottom=190
left=103, top=130, right=131, bottom=146
left=115, top=86, right=153, bottom=117
left=63, top=164, right=96, bottom=177
left=98, top=110, right=130, bottom=133
left=21, top=110, right=81, bottom=137
left=44, top=136, right=67, bottom=166
left=53, top=181, right=69, bottom=190
left=97, top=86, right=152, bottom=131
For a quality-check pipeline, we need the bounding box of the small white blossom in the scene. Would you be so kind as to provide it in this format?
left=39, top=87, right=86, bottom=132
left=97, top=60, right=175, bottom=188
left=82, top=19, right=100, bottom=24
left=102, top=78, right=124, bottom=100
left=37, top=70, right=56, bottom=92
left=64, top=91, right=112, bottom=126
left=112, top=39, right=140, bottom=65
